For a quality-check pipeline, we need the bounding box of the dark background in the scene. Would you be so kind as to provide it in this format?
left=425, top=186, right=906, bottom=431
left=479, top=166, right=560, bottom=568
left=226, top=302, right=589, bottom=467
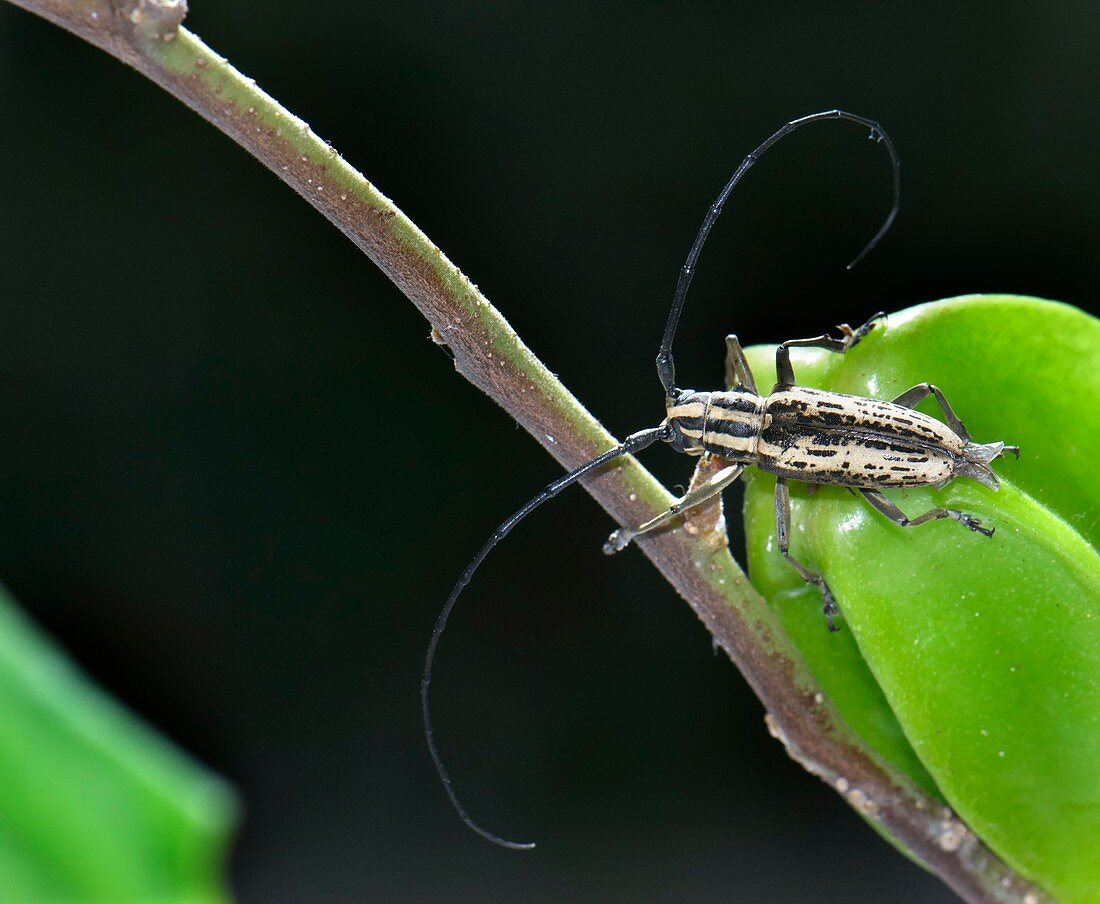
left=1, top=2, right=1098, bottom=901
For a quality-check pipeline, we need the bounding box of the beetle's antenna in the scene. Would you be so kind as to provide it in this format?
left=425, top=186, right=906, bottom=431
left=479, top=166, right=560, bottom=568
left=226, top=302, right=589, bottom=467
left=655, top=109, right=901, bottom=395
left=423, top=424, right=671, bottom=850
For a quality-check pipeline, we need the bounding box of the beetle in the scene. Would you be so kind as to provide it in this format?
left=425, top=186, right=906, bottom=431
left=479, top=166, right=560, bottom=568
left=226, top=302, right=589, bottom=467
left=604, top=316, right=1017, bottom=631
left=421, top=110, right=1018, bottom=849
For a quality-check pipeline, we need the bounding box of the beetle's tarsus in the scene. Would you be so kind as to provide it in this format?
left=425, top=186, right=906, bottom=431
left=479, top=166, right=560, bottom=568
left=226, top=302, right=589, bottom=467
left=838, top=311, right=884, bottom=349
left=603, top=529, right=631, bottom=555
left=820, top=584, right=841, bottom=632
left=955, top=512, right=995, bottom=538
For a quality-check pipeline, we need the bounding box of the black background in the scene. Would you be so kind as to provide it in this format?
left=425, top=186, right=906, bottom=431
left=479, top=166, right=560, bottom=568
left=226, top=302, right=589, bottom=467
left=1, top=2, right=1098, bottom=902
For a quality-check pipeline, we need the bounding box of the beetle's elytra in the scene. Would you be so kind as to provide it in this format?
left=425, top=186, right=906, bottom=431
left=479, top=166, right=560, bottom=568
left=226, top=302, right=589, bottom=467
left=664, top=378, right=1007, bottom=493
left=422, top=110, right=1017, bottom=849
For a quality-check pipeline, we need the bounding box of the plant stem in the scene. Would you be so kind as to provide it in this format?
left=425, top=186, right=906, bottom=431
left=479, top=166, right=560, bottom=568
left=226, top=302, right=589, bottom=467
left=2, top=1, right=1051, bottom=900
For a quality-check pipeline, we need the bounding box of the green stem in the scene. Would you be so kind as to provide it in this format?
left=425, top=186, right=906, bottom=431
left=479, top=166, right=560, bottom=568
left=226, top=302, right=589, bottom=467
left=2, top=2, right=1050, bottom=901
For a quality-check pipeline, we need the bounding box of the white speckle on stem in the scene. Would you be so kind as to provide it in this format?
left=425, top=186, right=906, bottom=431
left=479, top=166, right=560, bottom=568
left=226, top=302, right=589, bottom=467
left=846, top=788, right=878, bottom=816
left=937, top=819, right=966, bottom=852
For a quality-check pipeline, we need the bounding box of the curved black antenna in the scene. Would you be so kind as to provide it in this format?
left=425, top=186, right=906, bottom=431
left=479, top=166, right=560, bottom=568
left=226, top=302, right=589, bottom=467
left=423, top=424, right=671, bottom=849
left=655, top=109, right=901, bottom=395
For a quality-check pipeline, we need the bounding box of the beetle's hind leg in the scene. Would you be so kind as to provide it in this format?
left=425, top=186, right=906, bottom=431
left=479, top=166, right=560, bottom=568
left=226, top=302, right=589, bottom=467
left=891, top=382, right=1020, bottom=462
left=774, top=312, right=884, bottom=387
left=861, top=489, right=994, bottom=537
left=775, top=478, right=841, bottom=631
left=890, top=382, right=972, bottom=441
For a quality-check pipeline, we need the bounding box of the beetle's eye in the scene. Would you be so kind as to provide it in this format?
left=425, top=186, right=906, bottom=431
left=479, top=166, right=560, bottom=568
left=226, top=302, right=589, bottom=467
left=665, top=425, right=686, bottom=453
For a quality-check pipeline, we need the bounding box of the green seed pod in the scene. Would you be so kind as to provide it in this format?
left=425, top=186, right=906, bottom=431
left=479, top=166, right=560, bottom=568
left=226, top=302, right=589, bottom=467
left=743, top=295, right=1100, bottom=903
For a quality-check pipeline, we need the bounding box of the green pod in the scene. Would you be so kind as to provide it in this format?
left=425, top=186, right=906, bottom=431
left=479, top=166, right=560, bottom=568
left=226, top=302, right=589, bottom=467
left=742, top=296, right=1100, bottom=903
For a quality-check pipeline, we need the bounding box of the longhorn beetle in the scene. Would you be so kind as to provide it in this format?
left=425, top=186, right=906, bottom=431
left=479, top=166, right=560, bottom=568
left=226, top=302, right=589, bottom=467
left=421, top=110, right=1019, bottom=850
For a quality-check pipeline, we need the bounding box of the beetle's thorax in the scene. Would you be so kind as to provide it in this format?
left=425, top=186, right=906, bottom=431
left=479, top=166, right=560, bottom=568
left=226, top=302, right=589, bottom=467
left=664, top=389, right=766, bottom=458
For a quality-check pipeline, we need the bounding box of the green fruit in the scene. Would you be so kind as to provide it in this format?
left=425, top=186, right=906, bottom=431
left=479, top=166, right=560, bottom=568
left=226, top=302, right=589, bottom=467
left=743, top=296, right=1100, bottom=903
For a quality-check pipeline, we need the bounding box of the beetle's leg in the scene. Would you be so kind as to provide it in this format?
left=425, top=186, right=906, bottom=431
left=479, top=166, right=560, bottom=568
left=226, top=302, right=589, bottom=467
left=892, top=383, right=1020, bottom=457
left=861, top=489, right=994, bottom=537
left=774, top=312, right=884, bottom=387
left=775, top=477, right=840, bottom=631
left=604, top=463, right=743, bottom=554
left=890, top=382, right=972, bottom=441
left=724, top=334, right=759, bottom=394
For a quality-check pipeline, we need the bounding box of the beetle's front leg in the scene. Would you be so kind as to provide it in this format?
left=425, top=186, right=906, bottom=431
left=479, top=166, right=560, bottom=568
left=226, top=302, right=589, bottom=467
left=604, top=461, right=744, bottom=554
left=774, top=312, right=884, bottom=387
left=775, top=477, right=840, bottom=631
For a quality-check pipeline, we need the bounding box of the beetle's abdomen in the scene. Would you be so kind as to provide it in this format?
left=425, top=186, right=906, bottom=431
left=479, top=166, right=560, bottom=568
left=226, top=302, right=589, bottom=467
left=757, top=388, right=964, bottom=488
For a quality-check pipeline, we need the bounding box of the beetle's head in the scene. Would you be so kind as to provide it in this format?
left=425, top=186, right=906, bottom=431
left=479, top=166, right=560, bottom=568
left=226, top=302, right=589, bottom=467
left=662, top=390, right=710, bottom=455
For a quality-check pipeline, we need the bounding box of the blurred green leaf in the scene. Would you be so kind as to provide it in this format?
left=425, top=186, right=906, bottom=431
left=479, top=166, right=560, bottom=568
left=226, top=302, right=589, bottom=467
left=742, top=296, right=1100, bottom=903
left=0, top=585, right=236, bottom=903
